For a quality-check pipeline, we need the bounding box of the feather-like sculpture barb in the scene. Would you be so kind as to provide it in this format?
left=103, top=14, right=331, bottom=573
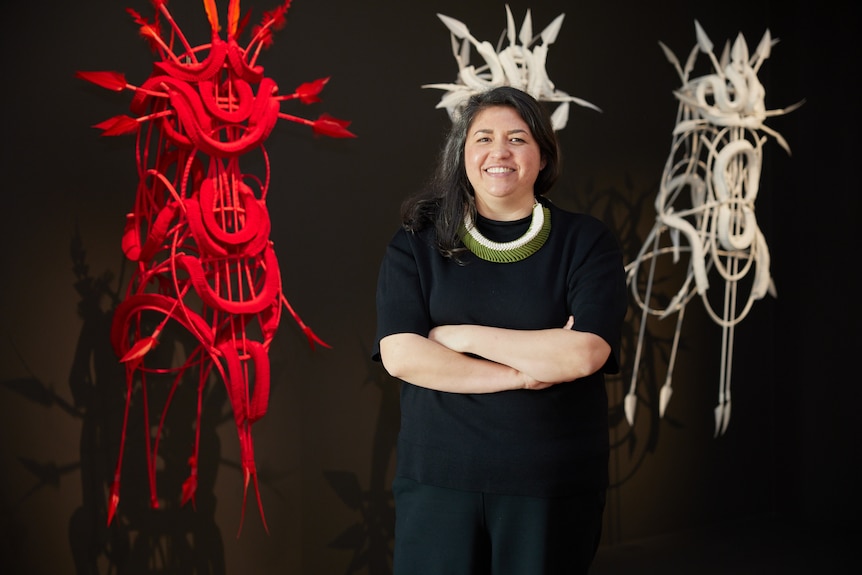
left=203, top=0, right=220, bottom=31
left=624, top=21, right=803, bottom=436
left=228, top=0, right=242, bottom=36
left=126, top=7, right=165, bottom=52
left=93, top=115, right=141, bottom=136
left=423, top=3, right=599, bottom=130
left=250, top=0, right=291, bottom=51
left=75, top=70, right=129, bottom=91
left=77, top=0, right=353, bottom=534
left=293, top=77, right=330, bottom=104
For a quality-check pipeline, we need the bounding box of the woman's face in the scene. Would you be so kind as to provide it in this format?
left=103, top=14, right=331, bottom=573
left=464, top=105, right=546, bottom=219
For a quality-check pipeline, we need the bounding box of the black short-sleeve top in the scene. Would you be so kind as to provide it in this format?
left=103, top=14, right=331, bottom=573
left=373, top=198, right=627, bottom=496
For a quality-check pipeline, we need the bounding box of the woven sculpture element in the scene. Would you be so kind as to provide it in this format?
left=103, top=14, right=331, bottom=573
left=77, top=0, right=354, bottom=532
left=624, top=21, right=802, bottom=436
left=423, top=4, right=599, bottom=130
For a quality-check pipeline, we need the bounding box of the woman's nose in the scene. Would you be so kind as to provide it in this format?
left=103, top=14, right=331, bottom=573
left=490, top=141, right=510, bottom=157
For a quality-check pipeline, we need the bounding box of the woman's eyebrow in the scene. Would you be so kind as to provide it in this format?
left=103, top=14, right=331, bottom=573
left=471, top=128, right=529, bottom=136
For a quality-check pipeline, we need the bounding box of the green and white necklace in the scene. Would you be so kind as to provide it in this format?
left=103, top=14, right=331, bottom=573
left=460, top=202, right=551, bottom=263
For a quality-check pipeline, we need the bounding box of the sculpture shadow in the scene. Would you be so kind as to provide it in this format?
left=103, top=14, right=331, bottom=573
left=3, top=228, right=231, bottom=574
left=324, top=339, right=398, bottom=575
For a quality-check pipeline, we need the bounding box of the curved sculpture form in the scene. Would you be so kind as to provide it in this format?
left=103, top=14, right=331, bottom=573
left=77, top=0, right=355, bottom=532
left=625, top=21, right=802, bottom=436
left=422, top=3, right=600, bottom=130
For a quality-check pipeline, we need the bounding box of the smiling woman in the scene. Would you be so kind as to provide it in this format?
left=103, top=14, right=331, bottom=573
left=372, top=86, right=628, bottom=575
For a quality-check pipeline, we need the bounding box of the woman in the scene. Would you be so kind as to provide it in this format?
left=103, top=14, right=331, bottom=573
left=373, top=86, right=627, bottom=574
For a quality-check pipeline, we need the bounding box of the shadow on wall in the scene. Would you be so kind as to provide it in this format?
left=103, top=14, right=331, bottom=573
left=3, top=229, right=231, bottom=574
left=568, top=174, right=674, bottom=535
left=323, top=342, right=399, bottom=574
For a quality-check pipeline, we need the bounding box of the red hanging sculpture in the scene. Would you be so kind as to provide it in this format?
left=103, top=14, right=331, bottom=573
left=77, top=0, right=354, bottom=533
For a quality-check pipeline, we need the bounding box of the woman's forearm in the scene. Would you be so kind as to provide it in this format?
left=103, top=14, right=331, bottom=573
left=428, top=322, right=610, bottom=383
left=379, top=332, right=550, bottom=393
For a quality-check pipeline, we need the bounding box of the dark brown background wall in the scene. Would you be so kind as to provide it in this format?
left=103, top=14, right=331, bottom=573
left=1, top=0, right=858, bottom=573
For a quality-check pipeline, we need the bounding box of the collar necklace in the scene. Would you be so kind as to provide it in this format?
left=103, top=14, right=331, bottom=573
left=460, top=202, right=551, bottom=263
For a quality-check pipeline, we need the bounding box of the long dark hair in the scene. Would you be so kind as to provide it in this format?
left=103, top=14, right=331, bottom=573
left=401, top=86, right=561, bottom=259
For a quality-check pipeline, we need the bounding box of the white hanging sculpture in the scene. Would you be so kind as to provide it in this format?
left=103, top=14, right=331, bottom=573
left=625, top=21, right=803, bottom=436
left=422, top=4, right=600, bottom=130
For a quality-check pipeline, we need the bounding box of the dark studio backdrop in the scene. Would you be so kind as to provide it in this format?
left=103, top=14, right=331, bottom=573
left=0, top=0, right=858, bottom=573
